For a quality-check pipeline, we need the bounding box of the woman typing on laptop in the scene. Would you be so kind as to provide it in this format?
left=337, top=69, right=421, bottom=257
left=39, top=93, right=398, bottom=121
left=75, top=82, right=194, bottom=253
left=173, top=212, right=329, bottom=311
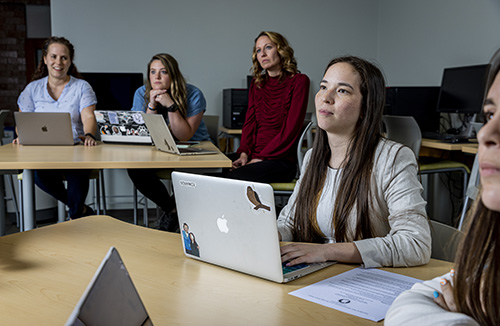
left=14, top=36, right=97, bottom=219
left=278, top=56, right=431, bottom=268
left=128, top=53, right=210, bottom=232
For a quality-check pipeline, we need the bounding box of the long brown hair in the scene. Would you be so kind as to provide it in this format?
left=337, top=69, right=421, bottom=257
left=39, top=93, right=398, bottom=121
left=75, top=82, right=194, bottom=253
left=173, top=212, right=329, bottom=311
left=291, top=56, right=386, bottom=243
left=251, top=31, right=298, bottom=87
left=144, top=53, right=188, bottom=118
left=31, top=36, right=82, bottom=81
left=454, top=197, right=500, bottom=324
left=453, top=48, right=500, bottom=325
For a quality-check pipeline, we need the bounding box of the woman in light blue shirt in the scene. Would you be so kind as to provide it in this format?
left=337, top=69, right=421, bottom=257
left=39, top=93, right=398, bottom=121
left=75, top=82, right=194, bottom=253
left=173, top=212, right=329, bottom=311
left=128, top=53, right=210, bottom=232
left=15, top=36, right=97, bottom=219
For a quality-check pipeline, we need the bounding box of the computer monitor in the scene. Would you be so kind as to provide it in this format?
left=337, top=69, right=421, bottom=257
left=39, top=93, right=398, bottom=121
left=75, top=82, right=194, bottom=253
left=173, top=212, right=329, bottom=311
left=436, top=64, right=490, bottom=114
left=384, top=86, right=441, bottom=133
left=82, top=72, right=144, bottom=111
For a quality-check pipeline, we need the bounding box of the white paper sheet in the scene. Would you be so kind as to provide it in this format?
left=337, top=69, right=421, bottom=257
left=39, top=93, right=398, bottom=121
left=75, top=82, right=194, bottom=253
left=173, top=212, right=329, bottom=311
left=289, top=267, right=421, bottom=322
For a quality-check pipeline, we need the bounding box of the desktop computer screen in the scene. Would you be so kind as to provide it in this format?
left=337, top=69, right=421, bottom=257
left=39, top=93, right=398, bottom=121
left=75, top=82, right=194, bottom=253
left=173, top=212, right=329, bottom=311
left=436, top=64, right=490, bottom=114
left=384, top=86, right=441, bottom=133
left=82, top=72, right=144, bottom=111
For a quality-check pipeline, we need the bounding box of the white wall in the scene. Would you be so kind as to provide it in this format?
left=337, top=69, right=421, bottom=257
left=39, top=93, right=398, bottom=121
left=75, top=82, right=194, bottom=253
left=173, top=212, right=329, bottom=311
left=377, top=0, right=500, bottom=86
left=49, top=0, right=500, bottom=212
left=51, top=0, right=379, bottom=116
left=51, top=0, right=500, bottom=106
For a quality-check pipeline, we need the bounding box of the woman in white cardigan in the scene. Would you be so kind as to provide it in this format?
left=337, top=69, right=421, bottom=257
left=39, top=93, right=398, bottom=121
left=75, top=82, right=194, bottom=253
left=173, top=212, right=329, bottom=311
left=385, top=49, right=500, bottom=326
left=278, top=56, right=431, bottom=268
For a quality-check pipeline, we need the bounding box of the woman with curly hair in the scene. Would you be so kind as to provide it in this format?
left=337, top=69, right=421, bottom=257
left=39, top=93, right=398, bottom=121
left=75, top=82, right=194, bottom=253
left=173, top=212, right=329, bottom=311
left=226, top=31, right=310, bottom=183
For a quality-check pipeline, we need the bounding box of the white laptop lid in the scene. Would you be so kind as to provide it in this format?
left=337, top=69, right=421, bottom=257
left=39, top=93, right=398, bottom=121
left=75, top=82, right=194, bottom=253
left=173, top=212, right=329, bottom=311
left=172, top=171, right=285, bottom=282
left=95, top=110, right=151, bottom=144
left=14, top=112, right=76, bottom=145
left=66, top=247, right=153, bottom=326
left=141, top=113, right=217, bottom=155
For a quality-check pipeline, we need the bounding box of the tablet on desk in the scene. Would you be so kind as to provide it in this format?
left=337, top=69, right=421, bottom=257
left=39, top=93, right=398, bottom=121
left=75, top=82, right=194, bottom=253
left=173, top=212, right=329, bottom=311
left=66, top=247, right=153, bottom=326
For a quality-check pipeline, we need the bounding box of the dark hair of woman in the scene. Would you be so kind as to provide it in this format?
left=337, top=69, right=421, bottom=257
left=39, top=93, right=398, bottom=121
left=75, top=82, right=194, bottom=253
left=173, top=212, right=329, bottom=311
left=250, top=31, right=299, bottom=87
left=453, top=48, right=500, bottom=325
left=144, top=53, right=188, bottom=118
left=291, top=56, right=389, bottom=243
left=31, top=36, right=82, bottom=81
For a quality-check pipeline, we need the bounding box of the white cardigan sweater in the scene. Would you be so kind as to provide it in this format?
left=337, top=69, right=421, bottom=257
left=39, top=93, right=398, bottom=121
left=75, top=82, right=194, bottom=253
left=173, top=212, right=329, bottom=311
left=277, top=139, right=431, bottom=268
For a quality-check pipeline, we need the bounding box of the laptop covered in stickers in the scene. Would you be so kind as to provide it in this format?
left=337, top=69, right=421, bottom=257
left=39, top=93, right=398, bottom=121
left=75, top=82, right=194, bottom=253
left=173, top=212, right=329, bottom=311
left=94, top=110, right=152, bottom=144
left=171, top=171, right=335, bottom=283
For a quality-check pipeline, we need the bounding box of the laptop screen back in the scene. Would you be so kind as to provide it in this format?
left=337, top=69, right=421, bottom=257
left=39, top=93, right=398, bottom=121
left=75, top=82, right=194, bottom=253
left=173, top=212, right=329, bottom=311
left=14, top=112, right=75, bottom=145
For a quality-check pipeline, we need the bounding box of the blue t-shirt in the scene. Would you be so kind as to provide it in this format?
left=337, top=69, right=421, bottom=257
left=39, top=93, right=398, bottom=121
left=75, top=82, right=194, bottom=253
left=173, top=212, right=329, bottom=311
left=131, top=84, right=210, bottom=141
left=17, top=76, right=97, bottom=142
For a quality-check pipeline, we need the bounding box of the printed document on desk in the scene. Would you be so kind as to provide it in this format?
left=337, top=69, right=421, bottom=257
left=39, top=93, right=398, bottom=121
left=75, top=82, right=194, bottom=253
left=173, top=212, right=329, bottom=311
left=289, top=267, right=421, bottom=322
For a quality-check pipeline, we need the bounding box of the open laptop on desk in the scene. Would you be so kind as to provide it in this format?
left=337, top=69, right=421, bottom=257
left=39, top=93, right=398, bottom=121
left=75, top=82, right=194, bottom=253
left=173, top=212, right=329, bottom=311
left=14, top=112, right=76, bottom=145
left=142, top=113, right=217, bottom=155
left=95, top=110, right=152, bottom=144
left=66, top=246, right=153, bottom=326
left=171, top=171, right=335, bottom=283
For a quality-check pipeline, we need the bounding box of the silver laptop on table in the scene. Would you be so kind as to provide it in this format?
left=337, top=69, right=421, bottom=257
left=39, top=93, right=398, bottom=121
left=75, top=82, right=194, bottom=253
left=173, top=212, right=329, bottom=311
left=171, top=171, right=335, bottom=283
left=95, top=110, right=152, bottom=144
left=142, top=113, right=217, bottom=155
left=66, top=246, right=153, bottom=326
left=14, top=112, right=76, bottom=145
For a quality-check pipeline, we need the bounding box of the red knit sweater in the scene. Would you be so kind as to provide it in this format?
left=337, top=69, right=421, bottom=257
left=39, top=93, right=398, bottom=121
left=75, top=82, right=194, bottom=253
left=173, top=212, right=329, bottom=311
left=238, top=73, right=310, bottom=162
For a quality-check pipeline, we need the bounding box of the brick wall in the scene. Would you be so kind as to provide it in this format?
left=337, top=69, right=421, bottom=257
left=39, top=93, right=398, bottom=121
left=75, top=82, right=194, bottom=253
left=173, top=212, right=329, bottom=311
left=0, top=3, right=26, bottom=127
left=0, top=0, right=49, bottom=127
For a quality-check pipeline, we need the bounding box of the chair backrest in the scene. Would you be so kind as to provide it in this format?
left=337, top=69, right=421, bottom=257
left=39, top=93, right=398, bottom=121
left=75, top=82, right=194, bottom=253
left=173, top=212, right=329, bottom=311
left=430, top=219, right=464, bottom=262
left=457, top=153, right=480, bottom=231
left=0, top=110, right=10, bottom=145
left=203, top=115, right=219, bottom=148
left=297, top=120, right=314, bottom=171
left=382, top=115, right=422, bottom=156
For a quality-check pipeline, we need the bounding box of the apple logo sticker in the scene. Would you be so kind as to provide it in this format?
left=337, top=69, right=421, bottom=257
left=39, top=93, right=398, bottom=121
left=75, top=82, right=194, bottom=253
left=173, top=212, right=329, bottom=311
left=216, top=215, right=229, bottom=233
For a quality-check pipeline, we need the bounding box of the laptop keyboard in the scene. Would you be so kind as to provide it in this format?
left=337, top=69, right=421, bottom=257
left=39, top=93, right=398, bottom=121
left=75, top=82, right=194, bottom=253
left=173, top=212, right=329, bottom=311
left=282, top=262, right=309, bottom=275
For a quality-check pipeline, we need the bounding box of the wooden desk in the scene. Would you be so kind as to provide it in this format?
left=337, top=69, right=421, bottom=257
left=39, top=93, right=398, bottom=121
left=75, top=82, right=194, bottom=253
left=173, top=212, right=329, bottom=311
left=461, top=143, right=479, bottom=154
left=219, top=126, right=242, bottom=135
left=0, top=215, right=453, bottom=325
left=0, top=142, right=231, bottom=230
left=421, top=138, right=478, bottom=153
left=219, top=126, right=242, bottom=152
left=421, top=138, right=465, bottom=151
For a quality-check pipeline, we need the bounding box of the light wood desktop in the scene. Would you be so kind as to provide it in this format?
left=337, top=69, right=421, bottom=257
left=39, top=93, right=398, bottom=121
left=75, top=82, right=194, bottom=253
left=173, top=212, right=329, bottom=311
left=0, top=215, right=453, bottom=325
left=0, top=142, right=231, bottom=230
left=219, top=126, right=242, bottom=152
left=421, top=138, right=478, bottom=155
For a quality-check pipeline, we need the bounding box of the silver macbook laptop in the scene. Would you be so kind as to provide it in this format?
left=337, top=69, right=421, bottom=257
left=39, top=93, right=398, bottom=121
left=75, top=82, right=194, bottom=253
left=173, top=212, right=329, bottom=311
left=171, top=172, right=335, bottom=283
left=141, top=113, right=217, bottom=155
left=14, top=112, right=76, bottom=145
left=95, top=110, right=152, bottom=144
left=66, top=247, right=153, bottom=326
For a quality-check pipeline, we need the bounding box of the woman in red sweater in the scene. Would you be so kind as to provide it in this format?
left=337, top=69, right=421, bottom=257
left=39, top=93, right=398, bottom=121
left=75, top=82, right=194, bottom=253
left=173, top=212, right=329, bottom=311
left=227, top=31, right=310, bottom=183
